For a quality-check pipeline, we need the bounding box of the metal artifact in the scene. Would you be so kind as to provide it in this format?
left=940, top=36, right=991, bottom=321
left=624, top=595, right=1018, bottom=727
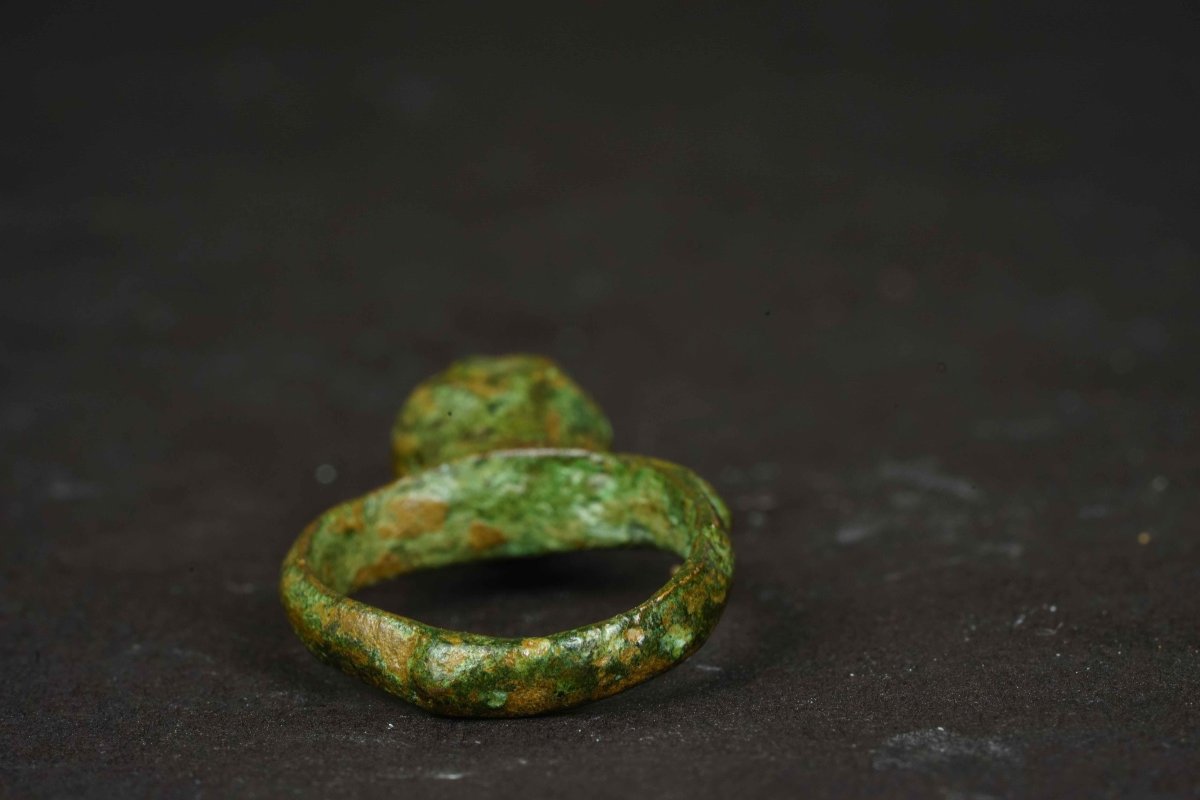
left=280, top=354, right=733, bottom=716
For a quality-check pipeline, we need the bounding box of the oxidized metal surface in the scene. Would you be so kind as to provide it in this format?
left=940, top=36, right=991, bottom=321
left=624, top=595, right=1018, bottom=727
left=280, top=354, right=733, bottom=717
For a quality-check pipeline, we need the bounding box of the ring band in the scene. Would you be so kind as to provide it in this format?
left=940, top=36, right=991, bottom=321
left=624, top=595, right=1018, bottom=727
left=280, top=355, right=733, bottom=717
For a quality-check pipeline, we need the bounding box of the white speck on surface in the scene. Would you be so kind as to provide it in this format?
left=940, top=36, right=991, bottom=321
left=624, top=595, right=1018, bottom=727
left=315, top=463, right=338, bottom=484
left=836, top=520, right=883, bottom=545
left=872, top=728, right=1019, bottom=773
left=879, top=459, right=982, bottom=501
left=1151, top=475, right=1169, bottom=492
left=693, top=663, right=723, bottom=672
left=432, top=772, right=465, bottom=781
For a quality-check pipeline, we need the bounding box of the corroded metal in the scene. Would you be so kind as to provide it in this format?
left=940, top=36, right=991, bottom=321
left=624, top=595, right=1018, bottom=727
left=280, top=354, right=733, bottom=717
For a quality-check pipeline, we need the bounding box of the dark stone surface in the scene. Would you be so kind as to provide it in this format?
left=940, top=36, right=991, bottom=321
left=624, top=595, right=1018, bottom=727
left=3, top=3, right=1198, bottom=797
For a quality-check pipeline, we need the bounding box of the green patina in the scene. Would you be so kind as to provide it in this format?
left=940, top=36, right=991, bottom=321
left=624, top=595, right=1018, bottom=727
left=390, top=354, right=613, bottom=476
left=280, top=354, right=734, bottom=717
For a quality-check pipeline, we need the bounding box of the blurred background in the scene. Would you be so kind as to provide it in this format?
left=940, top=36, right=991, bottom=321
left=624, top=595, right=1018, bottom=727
left=4, top=2, right=1198, bottom=797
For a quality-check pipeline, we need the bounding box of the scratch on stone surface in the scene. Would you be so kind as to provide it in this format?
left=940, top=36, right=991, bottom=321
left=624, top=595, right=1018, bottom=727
left=693, top=663, right=723, bottom=672
left=977, top=541, right=1023, bottom=559
left=734, top=491, right=777, bottom=512
left=884, top=556, right=965, bottom=582
left=836, top=520, right=883, bottom=545
left=46, top=479, right=103, bottom=501
left=168, top=646, right=216, bottom=664
left=872, top=728, right=1019, bottom=773
left=880, top=459, right=982, bottom=502
left=431, top=772, right=466, bottom=780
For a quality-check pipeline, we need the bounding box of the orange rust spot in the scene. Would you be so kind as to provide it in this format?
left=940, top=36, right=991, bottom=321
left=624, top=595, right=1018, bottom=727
left=616, top=644, right=638, bottom=667
left=509, top=638, right=551, bottom=671
left=620, top=655, right=671, bottom=688
left=376, top=633, right=420, bottom=681
left=520, top=638, right=552, bottom=656
left=581, top=434, right=608, bottom=450
left=504, top=682, right=558, bottom=715
left=452, top=373, right=509, bottom=399
left=597, top=643, right=673, bottom=695
left=433, top=646, right=470, bottom=674
left=612, top=628, right=646, bottom=667
left=353, top=551, right=407, bottom=589
left=594, top=652, right=670, bottom=697
left=545, top=408, right=562, bottom=440
left=392, top=432, right=421, bottom=462
left=591, top=643, right=619, bottom=669
left=377, top=496, right=448, bottom=539
left=468, top=521, right=507, bottom=551
left=683, top=586, right=706, bottom=616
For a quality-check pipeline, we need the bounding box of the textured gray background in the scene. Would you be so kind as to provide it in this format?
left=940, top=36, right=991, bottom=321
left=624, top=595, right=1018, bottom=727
left=4, top=3, right=1199, bottom=797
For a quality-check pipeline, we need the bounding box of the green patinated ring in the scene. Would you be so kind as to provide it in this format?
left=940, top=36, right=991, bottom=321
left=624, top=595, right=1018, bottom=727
left=280, top=355, right=733, bottom=717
